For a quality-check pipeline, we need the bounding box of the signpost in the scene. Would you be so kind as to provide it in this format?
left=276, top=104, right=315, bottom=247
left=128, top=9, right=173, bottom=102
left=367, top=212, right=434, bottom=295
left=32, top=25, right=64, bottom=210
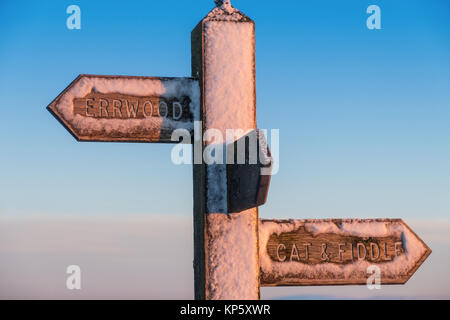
left=47, top=0, right=431, bottom=300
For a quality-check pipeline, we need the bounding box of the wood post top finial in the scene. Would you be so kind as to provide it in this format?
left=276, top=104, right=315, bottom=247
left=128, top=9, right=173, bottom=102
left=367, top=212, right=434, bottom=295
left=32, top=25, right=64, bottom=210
left=214, top=0, right=232, bottom=8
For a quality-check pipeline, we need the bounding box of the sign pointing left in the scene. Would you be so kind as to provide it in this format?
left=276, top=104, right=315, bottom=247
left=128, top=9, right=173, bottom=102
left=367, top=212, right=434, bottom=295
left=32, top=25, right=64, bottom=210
left=259, top=219, right=431, bottom=286
left=47, top=75, right=200, bottom=143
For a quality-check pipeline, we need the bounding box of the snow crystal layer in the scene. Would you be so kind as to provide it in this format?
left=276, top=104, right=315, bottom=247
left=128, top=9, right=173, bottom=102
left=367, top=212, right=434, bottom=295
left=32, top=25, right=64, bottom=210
left=204, top=21, right=255, bottom=136
left=201, top=11, right=259, bottom=299
left=259, top=219, right=430, bottom=283
left=204, top=20, right=255, bottom=213
left=53, top=76, right=200, bottom=137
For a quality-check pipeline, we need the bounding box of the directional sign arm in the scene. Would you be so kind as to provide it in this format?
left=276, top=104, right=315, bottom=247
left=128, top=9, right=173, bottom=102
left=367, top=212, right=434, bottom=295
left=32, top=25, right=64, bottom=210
left=47, top=75, right=200, bottom=143
left=259, top=219, right=431, bottom=286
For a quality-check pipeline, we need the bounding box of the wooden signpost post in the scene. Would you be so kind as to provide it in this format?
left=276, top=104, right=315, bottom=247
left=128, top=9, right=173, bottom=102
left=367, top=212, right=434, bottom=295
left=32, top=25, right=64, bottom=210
left=47, top=0, right=431, bottom=300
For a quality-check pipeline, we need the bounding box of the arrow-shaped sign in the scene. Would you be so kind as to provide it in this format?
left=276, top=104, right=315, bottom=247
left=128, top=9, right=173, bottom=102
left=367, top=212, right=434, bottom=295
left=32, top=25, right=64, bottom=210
left=259, top=219, right=431, bottom=286
left=47, top=75, right=200, bottom=143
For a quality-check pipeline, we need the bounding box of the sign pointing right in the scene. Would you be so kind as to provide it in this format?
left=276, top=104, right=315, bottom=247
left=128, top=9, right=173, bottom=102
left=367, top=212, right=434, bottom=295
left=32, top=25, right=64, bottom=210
left=259, top=219, right=431, bottom=286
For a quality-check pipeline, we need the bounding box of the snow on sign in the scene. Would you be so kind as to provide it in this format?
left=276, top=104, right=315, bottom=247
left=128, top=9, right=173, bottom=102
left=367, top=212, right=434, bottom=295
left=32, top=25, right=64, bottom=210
left=47, top=75, right=200, bottom=142
left=259, top=219, right=431, bottom=286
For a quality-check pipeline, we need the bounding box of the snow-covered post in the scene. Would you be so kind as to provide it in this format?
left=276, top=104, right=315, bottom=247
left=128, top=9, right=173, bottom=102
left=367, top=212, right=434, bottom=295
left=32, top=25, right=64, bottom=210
left=191, top=1, right=260, bottom=300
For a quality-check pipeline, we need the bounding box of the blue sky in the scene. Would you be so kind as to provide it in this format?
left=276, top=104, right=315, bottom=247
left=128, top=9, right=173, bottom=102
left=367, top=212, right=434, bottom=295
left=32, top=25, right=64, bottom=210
left=0, top=0, right=449, bottom=221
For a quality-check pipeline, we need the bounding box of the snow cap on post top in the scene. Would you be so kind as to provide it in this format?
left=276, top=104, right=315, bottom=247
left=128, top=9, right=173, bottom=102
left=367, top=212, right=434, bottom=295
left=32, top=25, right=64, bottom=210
left=207, top=0, right=253, bottom=22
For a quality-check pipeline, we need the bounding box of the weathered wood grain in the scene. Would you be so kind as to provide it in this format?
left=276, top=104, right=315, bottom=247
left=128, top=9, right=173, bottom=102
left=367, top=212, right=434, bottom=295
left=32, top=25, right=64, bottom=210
left=267, top=227, right=402, bottom=265
left=259, top=219, right=431, bottom=286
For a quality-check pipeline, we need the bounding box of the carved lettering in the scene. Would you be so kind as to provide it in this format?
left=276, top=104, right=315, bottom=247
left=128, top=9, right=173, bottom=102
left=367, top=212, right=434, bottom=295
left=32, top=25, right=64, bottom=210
left=73, top=91, right=191, bottom=121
